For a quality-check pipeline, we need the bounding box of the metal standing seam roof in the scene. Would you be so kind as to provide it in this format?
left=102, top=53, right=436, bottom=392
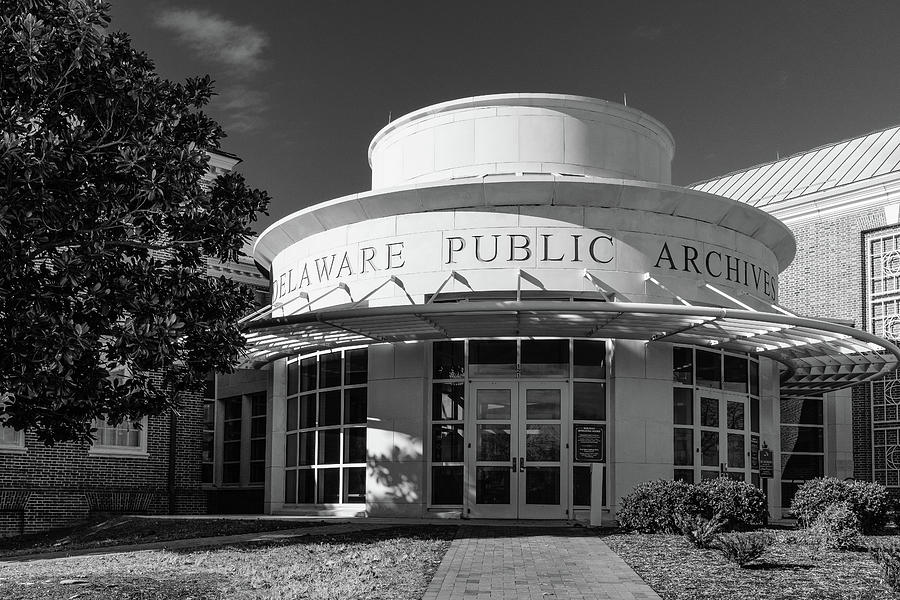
left=690, top=124, right=900, bottom=208
left=239, top=300, right=900, bottom=398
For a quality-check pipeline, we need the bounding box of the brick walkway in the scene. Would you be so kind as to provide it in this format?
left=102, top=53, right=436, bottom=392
left=423, top=526, right=661, bottom=600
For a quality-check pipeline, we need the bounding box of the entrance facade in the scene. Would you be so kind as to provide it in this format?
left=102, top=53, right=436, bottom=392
left=469, top=381, right=569, bottom=519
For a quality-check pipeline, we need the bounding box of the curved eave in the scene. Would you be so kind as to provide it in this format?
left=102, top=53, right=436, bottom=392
left=239, top=301, right=899, bottom=398
left=253, top=176, right=797, bottom=273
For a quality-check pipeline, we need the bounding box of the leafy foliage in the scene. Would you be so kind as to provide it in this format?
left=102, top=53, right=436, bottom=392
left=697, top=477, right=768, bottom=531
left=790, top=478, right=889, bottom=534
left=716, top=531, right=774, bottom=567
left=674, top=511, right=726, bottom=549
left=0, top=0, right=269, bottom=443
left=871, top=543, right=900, bottom=593
left=806, top=501, right=860, bottom=550
left=617, top=479, right=704, bottom=533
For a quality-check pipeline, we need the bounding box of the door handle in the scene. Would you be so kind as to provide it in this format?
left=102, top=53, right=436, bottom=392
left=512, top=457, right=517, bottom=471
left=520, top=457, right=525, bottom=472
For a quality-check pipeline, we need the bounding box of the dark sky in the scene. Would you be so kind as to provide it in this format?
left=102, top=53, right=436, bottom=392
left=110, top=1, right=900, bottom=233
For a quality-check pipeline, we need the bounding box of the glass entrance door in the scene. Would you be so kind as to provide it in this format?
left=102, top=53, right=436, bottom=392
left=468, top=381, right=568, bottom=519
left=696, top=390, right=749, bottom=482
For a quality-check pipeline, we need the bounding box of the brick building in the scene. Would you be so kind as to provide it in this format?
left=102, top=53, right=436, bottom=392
left=0, top=150, right=255, bottom=536
left=690, top=124, right=900, bottom=511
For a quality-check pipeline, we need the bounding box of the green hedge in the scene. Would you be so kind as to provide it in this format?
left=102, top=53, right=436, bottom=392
left=790, top=477, right=889, bottom=534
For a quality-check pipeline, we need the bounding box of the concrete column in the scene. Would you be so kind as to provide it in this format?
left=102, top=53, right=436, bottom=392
left=365, top=342, right=428, bottom=517
left=759, top=357, right=781, bottom=518
left=264, top=359, right=287, bottom=514
left=826, top=388, right=853, bottom=479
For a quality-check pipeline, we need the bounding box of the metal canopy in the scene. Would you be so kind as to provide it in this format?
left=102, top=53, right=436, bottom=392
left=239, top=300, right=900, bottom=397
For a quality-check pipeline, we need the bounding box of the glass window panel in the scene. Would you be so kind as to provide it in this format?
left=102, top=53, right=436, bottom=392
left=223, top=396, right=242, bottom=420
left=525, top=424, right=560, bottom=461
left=700, top=397, right=719, bottom=427
left=344, top=349, right=367, bottom=385
left=727, top=401, right=745, bottom=430
left=250, top=439, right=265, bottom=461
left=300, top=394, right=316, bottom=429
left=696, top=350, right=721, bottom=388
left=749, top=361, right=759, bottom=396
left=251, top=416, right=266, bottom=438
left=701, top=470, right=719, bottom=481
left=750, top=397, right=759, bottom=433
left=433, top=341, right=465, bottom=379
left=526, top=389, right=561, bottom=419
left=251, top=393, right=266, bottom=416
left=701, top=431, right=719, bottom=467
left=319, top=390, right=341, bottom=426
left=476, top=466, right=510, bottom=504
left=284, top=470, right=297, bottom=504
left=723, top=355, right=748, bottom=393
left=525, top=467, right=560, bottom=505
left=780, top=397, right=824, bottom=425
left=469, top=340, right=516, bottom=376
left=432, top=383, right=464, bottom=421
left=299, top=431, right=315, bottom=466
left=223, top=441, right=240, bottom=462
left=250, top=462, right=265, bottom=483
left=673, top=347, right=694, bottom=385
left=573, top=466, right=591, bottom=506
left=201, top=463, right=213, bottom=484
left=781, top=426, right=824, bottom=453
left=298, top=469, right=315, bottom=503
left=673, top=388, right=692, bottom=425
left=287, top=361, right=299, bottom=396
left=520, top=340, right=569, bottom=377
left=573, top=382, right=606, bottom=421
left=223, top=419, right=241, bottom=441
left=674, top=428, right=693, bottom=466
left=287, top=397, right=298, bottom=432
left=203, top=401, right=215, bottom=428
left=319, top=352, right=341, bottom=388
left=223, top=462, right=240, bottom=484
left=573, top=340, right=605, bottom=379
left=674, top=469, right=694, bottom=484
left=344, top=388, right=367, bottom=424
left=432, top=424, right=464, bottom=462
left=477, top=424, right=511, bottom=461
left=344, top=427, right=367, bottom=463
left=476, top=389, right=511, bottom=419
left=781, top=482, right=800, bottom=509
left=318, top=468, right=340, bottom=503
left=344, top=467, right=366, bottom=503
left=781, top=454, right=824, bottom=480
left=432, top=465, right=464, bottom=505
left=751, top=435, right=759, bottom=470
left=202, top=431, right=214, bottom=462
left=285, top=433, right=297, bottom=468
left=318, top=429, right=340, bottom=464
left=300, top=357, right=317, bottom=392
left=752, top=473, right=760, bottom=488
left=728, top=433, right=745, bottom=468
left=203, top=379, right=216, bottom=399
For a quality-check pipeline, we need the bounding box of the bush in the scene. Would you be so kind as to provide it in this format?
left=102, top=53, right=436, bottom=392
left=790, top=477, right=889, bottom=534
left=871, top=543, right=900, bottom=593
left=618, top=480, right=704, bottom=533
left=675, top=511, right=726, bottom=549
left=807, top=501, right=860, bottom=550
left=716, top=531, right=774, bottom=567
left=698, top=478, right=768, bottom=530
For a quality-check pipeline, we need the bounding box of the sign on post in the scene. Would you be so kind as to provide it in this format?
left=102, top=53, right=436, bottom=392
left=574, top=424, right=605, bottom=462
left=759, top=448, right=774, bottom=478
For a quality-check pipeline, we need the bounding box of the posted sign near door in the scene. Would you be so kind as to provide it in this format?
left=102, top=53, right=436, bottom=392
left=574, top=424, right=605, bottom=462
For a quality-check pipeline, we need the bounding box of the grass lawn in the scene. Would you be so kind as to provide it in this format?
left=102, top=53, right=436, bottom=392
left=0, top=516, right=326, bottom=557
left=605, top=531, right=899, bottom=600
left=0, top=525, right=456, bottom=600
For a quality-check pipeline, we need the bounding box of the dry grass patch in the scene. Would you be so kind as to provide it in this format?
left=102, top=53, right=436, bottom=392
left=0, top=516, right=322, bottom=557
left=1, top=525, right=456, bottom=600
left=605, top=531, right=898, bottom=600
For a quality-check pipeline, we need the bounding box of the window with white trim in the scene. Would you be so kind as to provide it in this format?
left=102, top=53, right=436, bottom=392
left=0, top=397, right=25, bottom=451
left=90, top=416, right=148, bottom=455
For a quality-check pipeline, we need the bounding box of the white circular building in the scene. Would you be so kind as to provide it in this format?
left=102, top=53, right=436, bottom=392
left=245, top=94, right=900, bottom=521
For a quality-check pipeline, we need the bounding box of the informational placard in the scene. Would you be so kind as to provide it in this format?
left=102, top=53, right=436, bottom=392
left=759, top=448, right=774, bottom=478
left=574, top=424, right=605, bottom=462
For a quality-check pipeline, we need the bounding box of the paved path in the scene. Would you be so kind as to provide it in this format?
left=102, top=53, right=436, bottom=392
left=423, top=526, right=661, bottom=600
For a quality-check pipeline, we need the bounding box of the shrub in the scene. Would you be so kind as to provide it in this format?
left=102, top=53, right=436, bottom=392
left=871, top=543, right=900, bottom=593
left=698, top=477, right=768, bottom=530
left=716, top=531, right=774, bottom=567
left=618, top=480, right=704, bottom=533
left=675, top=511, right=726, bottom=549
left=790, top=477, right=889, bottom=534
left=807, top=501, right=860, bottom=550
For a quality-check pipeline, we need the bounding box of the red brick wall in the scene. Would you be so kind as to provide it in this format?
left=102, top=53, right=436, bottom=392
left=776, top=206, right=886, bottom=483
left=0, top=389, right=206, bottom=537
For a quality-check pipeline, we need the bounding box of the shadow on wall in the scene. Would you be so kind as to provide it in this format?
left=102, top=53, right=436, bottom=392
left=366, top=443, right=422, bottom=507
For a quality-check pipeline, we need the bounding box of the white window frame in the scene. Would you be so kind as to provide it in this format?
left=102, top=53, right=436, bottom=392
left=89, top=416, right=149, bottom=457
left=0, top=424, right=25, bottom=453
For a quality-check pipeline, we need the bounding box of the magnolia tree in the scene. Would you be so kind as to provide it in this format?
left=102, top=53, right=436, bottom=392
left=0, top=1, right=269, bottom=444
